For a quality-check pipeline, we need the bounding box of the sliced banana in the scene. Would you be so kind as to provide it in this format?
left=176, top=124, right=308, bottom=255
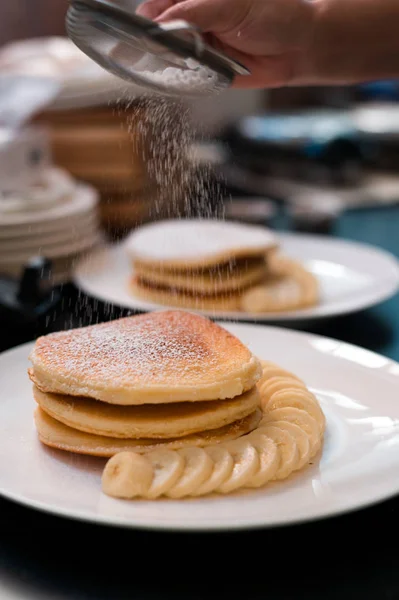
left=242, top=277, right=306, bottom=313
left=102, top=452, right=153, bottom=499
left=245, top=433, right=279, bottom=488
left=241, top=255, right=318, bottom=313
left=166, top=447, right=213, bottom=499
left=260, top=364, right=304, bottom=384
left=217, top=439, right=260, bottom=494
left=257, top=361, right=276, bottom=387
left=263, top=408, right=321, bottom=457
left=270, top=420, right=311, bottom=470
left=259, top=376, right=307, bottom=406
left=101, top=359, right=326, bottom=500
left=258, top=360, right=286, bottom=379
left=259, top=360, right=275, bottom=370
left=264, top=389, right=325, bottom=433
left=256, top=425, right=299, bottom=480
left=296, top=270, right=319, bottom=304
left=146, top=449, right=185, bottom=499
left=193, top=446, right=234, bottom=497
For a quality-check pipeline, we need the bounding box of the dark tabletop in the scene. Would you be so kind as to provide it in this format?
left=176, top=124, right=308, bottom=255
left=0, top=204, right=398, bottom=600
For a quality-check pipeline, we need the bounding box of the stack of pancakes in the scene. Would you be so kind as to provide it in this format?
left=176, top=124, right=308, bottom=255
left=29, top=311, right=262, bottom=457
left=127, top=219, right=278, bottom=311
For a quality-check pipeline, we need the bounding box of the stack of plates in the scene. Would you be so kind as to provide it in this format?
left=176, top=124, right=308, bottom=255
left=0, top=168, right=102, bottom=282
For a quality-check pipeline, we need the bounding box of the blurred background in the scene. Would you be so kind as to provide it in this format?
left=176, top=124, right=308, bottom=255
left=1, top=0, right=399, bottom=348
left=0, top=7, right=399, bottom=599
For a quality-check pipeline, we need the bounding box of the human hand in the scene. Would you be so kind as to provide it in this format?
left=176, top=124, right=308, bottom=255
left=136, top=0, right=317, bottom=88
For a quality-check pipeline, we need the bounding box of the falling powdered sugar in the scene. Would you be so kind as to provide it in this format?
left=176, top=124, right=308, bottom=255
left=65, top=68, right=227, bottom=330
left=116, top=91, right=225, bottom=230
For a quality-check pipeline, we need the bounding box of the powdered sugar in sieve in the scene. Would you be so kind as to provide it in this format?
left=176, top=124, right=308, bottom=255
left=111, top=44, right=222, bottom=95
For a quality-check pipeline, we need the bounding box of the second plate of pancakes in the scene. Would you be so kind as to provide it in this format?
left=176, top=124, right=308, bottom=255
left=74, top=229, right=399, bottom=322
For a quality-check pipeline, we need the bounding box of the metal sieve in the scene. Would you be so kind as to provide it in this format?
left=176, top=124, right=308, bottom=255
left=66, top=0, right=250, bottom=97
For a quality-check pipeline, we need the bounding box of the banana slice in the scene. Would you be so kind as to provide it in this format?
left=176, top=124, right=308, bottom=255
left=102, top=452, right=153, bottom=499
left=166, top=447, right=213, bottom=499
left=296, top=270, right=319, bottom=304
left=256, top=425, right=299, bottom=480
left=146, top=449, right=185, bottom=499
left=263, top=408, right=321, bottom=457
left=270, top=420, right=311, bottom=470
left=258, top=376, right=307, bottom=406
left=246, top=433, right=279, bottom=488
left=193, top=446, right=234, bottom=497
left=259, top=360, right=278, bottom=371
left=241, top=277, right=305, bottom=313
left=258, top=361, right=286, bottom=383
left=217, top=439, right=259, bottom=494
left=264, top=388, right=325, bottom=433
left=257, top=361, right=275, bottom=388
left=259, top=363, right=304, bottom=384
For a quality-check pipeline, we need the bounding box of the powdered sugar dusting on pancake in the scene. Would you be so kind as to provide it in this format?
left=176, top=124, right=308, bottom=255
left=125, top=219, right=277, bottom=264
left=29, top=311, right=257, bottom=390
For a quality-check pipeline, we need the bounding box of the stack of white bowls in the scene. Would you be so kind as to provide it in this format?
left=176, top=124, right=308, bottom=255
left=0, top=167, right=102, bottom=282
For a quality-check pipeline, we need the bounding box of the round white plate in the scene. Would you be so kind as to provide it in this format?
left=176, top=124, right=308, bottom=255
left=0, top=221, right=99, bottom=253
left=1, top=323, right=399, bottom=531
left=73, top=233, right=399, bottom=322
left=0, top=233, right=104, bottom=265
left=0, top=212, right=98, bottom=241
left=0, top=213, right=98, bottom=242
left=0, top=185, right=97, bottom=227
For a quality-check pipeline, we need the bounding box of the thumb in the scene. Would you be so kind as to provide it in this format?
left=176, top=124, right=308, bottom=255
left=154, top=0, right=241, bottom=34
left=136, top=1, right=177, bottom=20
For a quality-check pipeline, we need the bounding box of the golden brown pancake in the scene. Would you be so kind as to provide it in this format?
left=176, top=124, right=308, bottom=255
left=29, top=310, right=262, bottom=405
left=33, top=385, right=260, bottom=439
left=133, top=255, right=266, bottom=274
left=34, top=407, right=262, bottom=457
left=130, top=278, right=242, bottom=311
left=133, top=259, right=268, bottom=294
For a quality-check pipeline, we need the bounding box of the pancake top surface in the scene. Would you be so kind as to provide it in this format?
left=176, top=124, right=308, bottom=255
left=29, top=311, right=261, bottom=405
left=126, top=219, right=278, bottom=267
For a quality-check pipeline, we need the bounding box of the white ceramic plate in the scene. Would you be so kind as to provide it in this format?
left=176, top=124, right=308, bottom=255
left=1, top=323, right=399, bottom=531
left=0, top=223, right=99, bottom=255
left=73, top=233, right=399, bottom=322
left=0, top=213, right=98, bottom=243
left=0, top=232, right=103, bottom=265
left=0, top=185, right=97, bottom=226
